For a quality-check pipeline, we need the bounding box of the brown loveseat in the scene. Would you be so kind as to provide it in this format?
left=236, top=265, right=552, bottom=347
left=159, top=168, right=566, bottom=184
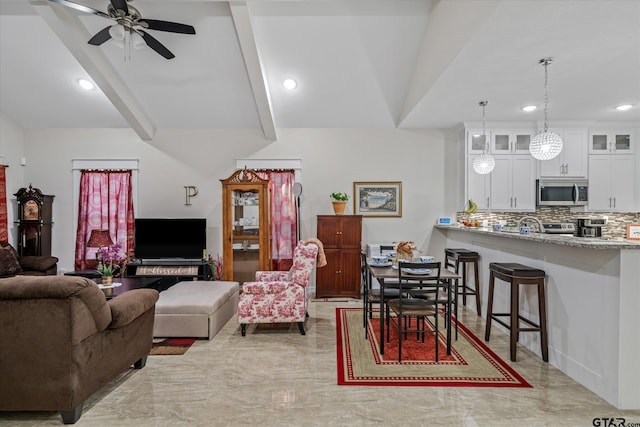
left=0, top=241, right=58, bottom=277
left=0, top=275, right=159, bottom=424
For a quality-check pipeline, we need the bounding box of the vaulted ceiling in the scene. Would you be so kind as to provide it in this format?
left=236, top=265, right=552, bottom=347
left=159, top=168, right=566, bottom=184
left=1, top=0, right=639, bottom=141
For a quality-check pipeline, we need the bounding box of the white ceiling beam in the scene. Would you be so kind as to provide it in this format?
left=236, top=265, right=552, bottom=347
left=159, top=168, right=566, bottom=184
left=398, top=0, right=501, bottom=126
left=31, top=0, right=156, bottom=141
left=229, top=1, right=277, bottom=141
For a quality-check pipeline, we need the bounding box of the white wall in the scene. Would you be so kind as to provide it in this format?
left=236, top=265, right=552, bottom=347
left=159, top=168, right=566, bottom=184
left=0, top=112, right=25, bottom=244
left=21, top=127, right=458, bottom=271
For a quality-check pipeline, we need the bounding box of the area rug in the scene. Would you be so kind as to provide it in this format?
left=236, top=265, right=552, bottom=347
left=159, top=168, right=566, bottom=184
left=149, top=338, right=196, bottom=355
left=336, top=307, right=531, bottom=387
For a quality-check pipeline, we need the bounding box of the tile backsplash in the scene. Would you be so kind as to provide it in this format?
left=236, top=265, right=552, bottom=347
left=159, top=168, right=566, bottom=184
left=456, top=208, right=640, bottom=239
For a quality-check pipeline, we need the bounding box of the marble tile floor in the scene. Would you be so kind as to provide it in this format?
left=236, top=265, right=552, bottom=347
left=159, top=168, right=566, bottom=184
left=2, top=300, right=639, bottom=427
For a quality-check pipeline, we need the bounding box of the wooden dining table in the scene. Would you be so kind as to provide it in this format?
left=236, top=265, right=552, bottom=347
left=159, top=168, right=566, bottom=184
left=367, top=264, right=462, bottom=356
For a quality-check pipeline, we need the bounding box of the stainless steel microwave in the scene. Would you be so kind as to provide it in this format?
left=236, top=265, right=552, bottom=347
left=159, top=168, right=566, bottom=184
left=536, top=179, right=588, bottom=206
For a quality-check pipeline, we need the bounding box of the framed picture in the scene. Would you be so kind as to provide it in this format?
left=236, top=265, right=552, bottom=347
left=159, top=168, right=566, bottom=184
left=353, top=181, right=402, bottom=217
left=627, top=224, right=640, bottom=240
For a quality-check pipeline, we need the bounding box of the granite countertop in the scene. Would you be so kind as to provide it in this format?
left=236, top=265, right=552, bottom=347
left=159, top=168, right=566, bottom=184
left=434, top=225, right=640, bottom=250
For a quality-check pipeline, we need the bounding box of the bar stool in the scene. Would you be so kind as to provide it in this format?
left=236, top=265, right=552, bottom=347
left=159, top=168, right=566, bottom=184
left=444, top=248, right=481, bottom=315
left=484, top=262, right=548, bottom=362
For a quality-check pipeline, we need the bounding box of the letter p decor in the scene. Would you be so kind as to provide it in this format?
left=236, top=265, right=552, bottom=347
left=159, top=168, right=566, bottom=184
left=184, top=186, right=199, bottom=205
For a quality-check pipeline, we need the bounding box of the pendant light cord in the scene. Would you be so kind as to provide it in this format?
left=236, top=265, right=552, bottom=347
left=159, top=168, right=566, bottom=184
left=479, top=100, right=488, bottom=154
left=541, top=58, right=553, bottom=133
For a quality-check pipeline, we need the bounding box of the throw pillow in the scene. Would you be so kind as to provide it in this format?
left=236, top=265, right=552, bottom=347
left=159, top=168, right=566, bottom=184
left=0, top=244, right=22, bottom=277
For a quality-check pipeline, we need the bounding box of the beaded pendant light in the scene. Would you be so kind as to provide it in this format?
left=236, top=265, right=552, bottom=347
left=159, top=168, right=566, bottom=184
left=472, top=100, right=495, bottom=174
left=530, top=58, right=563, bottom=160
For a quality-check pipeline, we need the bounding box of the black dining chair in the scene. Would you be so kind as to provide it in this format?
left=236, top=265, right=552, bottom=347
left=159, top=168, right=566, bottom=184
left=386, top=261, right=442, bottom=363
left=362, top=252, right=401, bottom=339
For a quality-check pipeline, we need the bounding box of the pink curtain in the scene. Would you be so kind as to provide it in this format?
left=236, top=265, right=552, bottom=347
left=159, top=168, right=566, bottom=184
left=0, top=166, right=7, bottom=242
left=256, top=170, right=297, bottom=271
left=74, top=170, right=134, bottom=270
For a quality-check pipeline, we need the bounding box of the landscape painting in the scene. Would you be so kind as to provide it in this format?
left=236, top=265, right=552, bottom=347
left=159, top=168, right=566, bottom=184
left=353, top=182, right=402, bottom=217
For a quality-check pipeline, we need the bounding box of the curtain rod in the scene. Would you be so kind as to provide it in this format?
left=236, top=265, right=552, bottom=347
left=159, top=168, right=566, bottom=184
left=0, top=165, right=8, bottom=168
left=81, top=168, right=131, bottom=172
left=252, top=168, right=294, bottom=172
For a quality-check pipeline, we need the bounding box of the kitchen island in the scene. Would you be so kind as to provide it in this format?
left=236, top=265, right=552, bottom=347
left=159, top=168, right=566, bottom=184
left=434, top=225, right=640, bottom=410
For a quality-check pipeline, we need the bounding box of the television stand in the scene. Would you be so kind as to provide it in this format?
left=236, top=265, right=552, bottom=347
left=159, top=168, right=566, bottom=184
left=125, top=259, right=210, bottom=282
left=136, top=258, right=204, bottom=266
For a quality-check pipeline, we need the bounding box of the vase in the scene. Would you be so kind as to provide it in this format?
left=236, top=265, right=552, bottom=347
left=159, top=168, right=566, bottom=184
left=101, top=275, right=113, bottom=286
left=332, top=201, right=348, bottom=215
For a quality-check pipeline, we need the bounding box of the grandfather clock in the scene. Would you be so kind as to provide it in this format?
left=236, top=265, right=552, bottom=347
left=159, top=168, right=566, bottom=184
left=14, top=185, right=54, bottom=257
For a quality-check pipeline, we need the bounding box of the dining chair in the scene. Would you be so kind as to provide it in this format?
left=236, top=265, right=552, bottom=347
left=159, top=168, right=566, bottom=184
left=386, top=261, right=442, bottom=363
left=379, top=244, right=395, bottom=255
left=362, top=253, right=401, bottom=339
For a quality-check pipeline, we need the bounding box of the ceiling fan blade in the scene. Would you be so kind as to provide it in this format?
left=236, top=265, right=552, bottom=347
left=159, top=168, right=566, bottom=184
left=88, top=26, right=113, bottom=45
left=139, top=19, right=196, bottom=35
left=48, top=0, right=110, bottom=19
left=110, top=0, right=129, bottom=15
left=139, top=30, right=175, bottom=59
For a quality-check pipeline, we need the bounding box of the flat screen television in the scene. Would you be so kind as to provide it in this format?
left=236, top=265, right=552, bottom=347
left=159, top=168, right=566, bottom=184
left=134, top=218, right=206, bottom=260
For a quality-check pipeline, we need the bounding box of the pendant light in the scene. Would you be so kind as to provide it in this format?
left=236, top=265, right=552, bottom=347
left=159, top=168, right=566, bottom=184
left=472, top=100, right=495, bottom=174
left=530, top=57, right=563, bottom=160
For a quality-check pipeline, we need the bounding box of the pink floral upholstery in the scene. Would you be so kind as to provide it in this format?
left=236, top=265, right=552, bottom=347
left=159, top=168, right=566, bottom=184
left=238, top=241, right=319, bottom=336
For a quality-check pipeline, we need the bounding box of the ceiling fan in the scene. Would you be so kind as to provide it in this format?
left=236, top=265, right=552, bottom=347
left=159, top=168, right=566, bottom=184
left=49, top=0, right=196, bottom=59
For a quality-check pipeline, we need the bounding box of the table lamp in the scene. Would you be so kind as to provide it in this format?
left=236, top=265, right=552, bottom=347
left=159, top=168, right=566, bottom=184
left=87, top=229, right=113, bottom=268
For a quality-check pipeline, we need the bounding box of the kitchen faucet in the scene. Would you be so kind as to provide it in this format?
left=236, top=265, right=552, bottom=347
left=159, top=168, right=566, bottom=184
left=518, top=216, right=545, bottom=233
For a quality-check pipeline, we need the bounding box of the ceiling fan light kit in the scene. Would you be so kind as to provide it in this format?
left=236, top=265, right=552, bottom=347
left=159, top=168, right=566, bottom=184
left=530, top=57, right=563, bottom=161
left=50, top=0, right=196, bottom=60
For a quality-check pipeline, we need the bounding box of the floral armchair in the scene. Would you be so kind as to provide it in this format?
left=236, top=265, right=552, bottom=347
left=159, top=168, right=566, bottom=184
left=238, top=241, right=319, bottom=336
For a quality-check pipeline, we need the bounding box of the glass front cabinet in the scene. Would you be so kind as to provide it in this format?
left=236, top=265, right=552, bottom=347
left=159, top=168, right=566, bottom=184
left=221, top=168, right=271, bottom=284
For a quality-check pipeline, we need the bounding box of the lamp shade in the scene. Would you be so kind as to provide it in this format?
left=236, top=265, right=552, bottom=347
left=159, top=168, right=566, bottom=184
left=472, top=154, right=496, bottom=175
left=87, top=229, right=113, bottom=248
left=530, top=130, right=563, bottom=160
left=108, top=24, right=126, bottom=41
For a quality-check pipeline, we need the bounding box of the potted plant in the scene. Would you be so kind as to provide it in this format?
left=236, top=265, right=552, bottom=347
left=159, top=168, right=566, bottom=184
left=330, top=192, right=349, bottom=215
left=96, top=243, right=126, bottom=285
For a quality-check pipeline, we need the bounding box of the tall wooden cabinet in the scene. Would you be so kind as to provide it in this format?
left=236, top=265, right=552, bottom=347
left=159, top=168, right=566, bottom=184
left=316, top=215, right=362, bottom=298
left=14, top=185, right=54, bottom=257
left=221, top=168, right=271, bottom=284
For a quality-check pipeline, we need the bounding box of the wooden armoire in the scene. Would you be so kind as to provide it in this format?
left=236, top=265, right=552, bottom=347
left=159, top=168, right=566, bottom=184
left=315, top=215, right=362, bottom=298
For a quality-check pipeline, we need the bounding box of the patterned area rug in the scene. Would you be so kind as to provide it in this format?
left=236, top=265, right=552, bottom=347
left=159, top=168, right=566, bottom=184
left=336, top=307, right=531, bottom=387
left=149, top=338, right=196, bottom=355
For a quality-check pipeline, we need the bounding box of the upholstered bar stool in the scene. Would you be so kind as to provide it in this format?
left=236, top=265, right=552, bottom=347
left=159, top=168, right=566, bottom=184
left=444, top=248, right=481, bottom=315
left=484, top=262, right=548, bottom=362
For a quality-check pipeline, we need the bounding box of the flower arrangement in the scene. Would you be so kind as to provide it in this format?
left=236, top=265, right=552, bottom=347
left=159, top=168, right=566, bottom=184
left=396, top=241, right=418, bottom=261
left=96, top=243, right=127, bottom=278
left=208, top=254, right=223, bottom=280
left=330, top=192, right=349, bottom=202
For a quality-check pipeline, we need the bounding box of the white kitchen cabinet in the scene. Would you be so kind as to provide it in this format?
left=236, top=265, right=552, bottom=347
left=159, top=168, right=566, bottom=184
left=490, top=130, right=533, bottom=154
left=466, top=155, right=491, bottom=210
left=588, top=155, right=635, bottom=211
left=490, top=155, right=536, bottom=211
left=467, top=129, right=491, bottom=155
left=538, top=128, right=588, bottom=178
left=589, top=130, right=634, bottom=154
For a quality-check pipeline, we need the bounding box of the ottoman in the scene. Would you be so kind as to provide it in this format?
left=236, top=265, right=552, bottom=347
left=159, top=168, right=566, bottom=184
left=153, top=281, right=239, bottom=340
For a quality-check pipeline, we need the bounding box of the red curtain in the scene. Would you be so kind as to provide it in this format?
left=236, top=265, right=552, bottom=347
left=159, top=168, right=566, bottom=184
left=256, top=170, right=297, bottom=271
left=0, top=166, right=7, bottom=242
left=74, top=170, right=134, bottom=270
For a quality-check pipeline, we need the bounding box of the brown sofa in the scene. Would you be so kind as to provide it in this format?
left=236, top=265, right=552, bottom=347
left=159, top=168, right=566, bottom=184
left=0, top=275, right=159, bottom=424
left=0, top=241, right=58, bottom=276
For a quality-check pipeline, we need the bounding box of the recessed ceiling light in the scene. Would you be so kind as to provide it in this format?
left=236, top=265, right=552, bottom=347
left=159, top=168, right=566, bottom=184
left=521, top=105, right=537, bottom=112
left=77, top=78, right=95, bottom=91
left=615, top=104, right=633, bottom=111
left=282, top=78, right=297, bottom=90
